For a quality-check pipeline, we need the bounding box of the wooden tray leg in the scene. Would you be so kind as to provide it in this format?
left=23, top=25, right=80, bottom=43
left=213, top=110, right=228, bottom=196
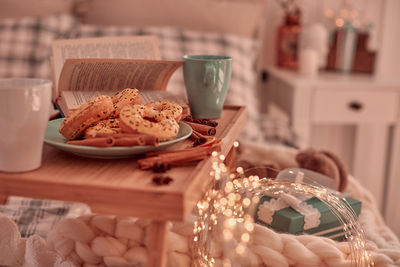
left=148, top=220, right=169, bottom=267
left=224, top=146, right=237, bottom=171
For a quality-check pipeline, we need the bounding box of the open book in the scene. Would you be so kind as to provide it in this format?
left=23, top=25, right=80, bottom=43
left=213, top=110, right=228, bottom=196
left=51, top=36, right=185, bottom=116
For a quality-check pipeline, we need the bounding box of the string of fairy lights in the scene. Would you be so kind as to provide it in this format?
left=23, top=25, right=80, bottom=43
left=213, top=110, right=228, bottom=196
left=191, top=142, right=373, bottom=267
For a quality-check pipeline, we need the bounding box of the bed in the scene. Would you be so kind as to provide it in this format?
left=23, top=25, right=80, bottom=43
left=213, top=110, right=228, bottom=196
left=0, top=0, right=399, bottom=266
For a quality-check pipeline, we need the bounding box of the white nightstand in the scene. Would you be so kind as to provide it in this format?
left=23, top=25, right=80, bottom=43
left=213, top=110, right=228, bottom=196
left=263, top=66, right=400, bottom=221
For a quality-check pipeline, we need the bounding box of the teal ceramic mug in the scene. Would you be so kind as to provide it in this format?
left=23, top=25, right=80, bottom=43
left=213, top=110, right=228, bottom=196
left=183, top=55, right=232, bottom=119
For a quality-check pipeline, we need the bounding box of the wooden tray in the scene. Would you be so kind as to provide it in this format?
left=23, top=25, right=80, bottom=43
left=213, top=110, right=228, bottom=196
left=0, top=106, right=246, bottom=222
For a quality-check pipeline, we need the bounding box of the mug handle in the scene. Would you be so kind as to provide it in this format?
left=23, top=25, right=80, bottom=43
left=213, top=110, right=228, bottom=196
left=203, top=63, right=216, bottom=88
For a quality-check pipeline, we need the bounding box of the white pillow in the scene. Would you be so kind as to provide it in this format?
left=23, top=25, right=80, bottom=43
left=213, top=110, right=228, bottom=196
left=76, top=0, right=268, bottom=39
left=0, top=0, right=75, bottom=19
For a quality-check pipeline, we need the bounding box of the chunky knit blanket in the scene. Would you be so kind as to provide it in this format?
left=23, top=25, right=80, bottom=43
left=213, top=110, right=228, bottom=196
left=0, top=142, right=399, bottom=267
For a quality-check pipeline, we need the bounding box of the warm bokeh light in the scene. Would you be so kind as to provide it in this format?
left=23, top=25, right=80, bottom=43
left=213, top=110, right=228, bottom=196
left=192, top=147, right=372, bottom=266
left=336, top=18, right=345, bottom=27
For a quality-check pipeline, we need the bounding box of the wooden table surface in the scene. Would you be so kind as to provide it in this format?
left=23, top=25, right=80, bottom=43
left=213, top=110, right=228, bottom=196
left=0, top=106, right=246, bottom=222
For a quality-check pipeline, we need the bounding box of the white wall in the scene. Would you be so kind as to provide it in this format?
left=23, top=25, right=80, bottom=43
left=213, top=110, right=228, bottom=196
left=379, top=0, right=400, bottom=239
left=375, top=0, right=400, bottom=79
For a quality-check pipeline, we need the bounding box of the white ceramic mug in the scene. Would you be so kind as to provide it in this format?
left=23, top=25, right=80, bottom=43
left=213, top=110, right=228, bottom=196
left=0, top=79, right=52, bottom=172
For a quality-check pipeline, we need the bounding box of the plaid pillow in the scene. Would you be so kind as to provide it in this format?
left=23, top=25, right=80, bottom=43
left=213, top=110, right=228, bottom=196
left=0, top=13, right=78, bottom=79
left=77, top=25, right=267, bottom=142
left=0, top=196, right=90, bottom=238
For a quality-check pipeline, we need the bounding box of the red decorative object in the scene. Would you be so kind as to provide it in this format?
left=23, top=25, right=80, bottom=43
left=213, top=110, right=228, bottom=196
left=352, top=33, right=376, bottom=73
left=276, top=11, right=301, bottom=69
left=326, top=30, right=376, bottom=74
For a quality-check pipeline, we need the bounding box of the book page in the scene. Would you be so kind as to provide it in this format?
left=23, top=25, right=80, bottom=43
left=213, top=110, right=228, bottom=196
left=58, top=58, right=183, bottom=93
left=52, top=36, right=161, bottom=98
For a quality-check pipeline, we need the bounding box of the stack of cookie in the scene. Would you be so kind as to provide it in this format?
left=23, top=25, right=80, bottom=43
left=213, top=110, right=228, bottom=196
left=59, top=88, right=183, bottom=147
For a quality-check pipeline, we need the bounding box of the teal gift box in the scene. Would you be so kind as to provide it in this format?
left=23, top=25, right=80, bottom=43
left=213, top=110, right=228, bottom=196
left=255, top=195, right=362, bottom=239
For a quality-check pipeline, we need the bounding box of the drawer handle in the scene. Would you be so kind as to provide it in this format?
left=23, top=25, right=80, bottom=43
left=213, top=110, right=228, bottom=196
left=348, top=101, right=363, bottom=111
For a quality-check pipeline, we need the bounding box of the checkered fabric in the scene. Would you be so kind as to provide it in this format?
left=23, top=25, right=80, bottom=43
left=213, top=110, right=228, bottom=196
left=0, top=13, right=78, bottom=79
left=0, top=196, right=90, bottom=238
left=77, top=25, right=275, bottom=143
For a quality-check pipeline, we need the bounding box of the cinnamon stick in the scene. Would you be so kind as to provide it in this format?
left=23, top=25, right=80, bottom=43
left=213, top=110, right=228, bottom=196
left=94, top=133, right=145, bottom=138
left=140, top=135, right=159, bottom=146
left=138, top=151, right=208, bottom=170
left=138, top=142, right=221, bottom=170
left=189, top=130, right=208, bottom=146
left=67, top=137, right=115, bottom=147
left=185, top=121, right=216, bottom=136
left=145, top=139, right=221, bottom=157
left=93, top=133, right=159, bottom=146
left=113, top=136, right=146, bottom=146
left=183, top=115, right=218, bottom=127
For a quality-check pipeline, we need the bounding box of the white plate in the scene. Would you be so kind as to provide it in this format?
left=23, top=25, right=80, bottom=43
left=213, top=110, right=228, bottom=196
left=44, top=118, right=192, bottom=159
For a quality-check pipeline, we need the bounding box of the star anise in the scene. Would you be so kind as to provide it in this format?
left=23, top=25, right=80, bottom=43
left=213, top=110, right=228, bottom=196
left=152, top=175, right=174, bottom=185
left=151, top=161, right=171, bottom=172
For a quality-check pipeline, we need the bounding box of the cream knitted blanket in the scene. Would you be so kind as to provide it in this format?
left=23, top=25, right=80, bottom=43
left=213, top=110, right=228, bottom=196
left=0, top=142, right=399, bottom=267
